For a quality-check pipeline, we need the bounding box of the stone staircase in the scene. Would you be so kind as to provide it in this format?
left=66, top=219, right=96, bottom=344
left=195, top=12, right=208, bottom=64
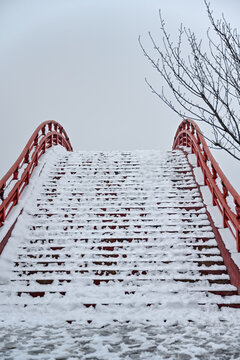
left=0, top=149, right=239, bottom=322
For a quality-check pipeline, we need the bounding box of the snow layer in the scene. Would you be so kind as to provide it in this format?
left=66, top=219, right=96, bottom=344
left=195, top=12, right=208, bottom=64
left=0, top=148, right=240, bottom=359
left=1, top=317, right=240, bottom=359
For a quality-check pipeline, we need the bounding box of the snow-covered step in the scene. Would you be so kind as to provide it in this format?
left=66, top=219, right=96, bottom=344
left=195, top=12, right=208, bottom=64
left=16, top=247, right=222, bottom=258
left=2, top=279, right=236, bottom=295
left=11, top=269, right=228, bottom=280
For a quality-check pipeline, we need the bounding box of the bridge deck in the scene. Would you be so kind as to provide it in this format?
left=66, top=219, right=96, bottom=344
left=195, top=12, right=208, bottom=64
left=0, top=149, right=239, bottom=324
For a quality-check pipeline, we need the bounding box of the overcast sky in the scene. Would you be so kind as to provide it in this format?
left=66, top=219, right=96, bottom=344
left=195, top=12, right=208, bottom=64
left=0, top=0, right=239, bottom=190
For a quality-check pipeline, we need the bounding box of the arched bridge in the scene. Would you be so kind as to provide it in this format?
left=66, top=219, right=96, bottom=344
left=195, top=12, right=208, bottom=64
left=0, top=119, right=240, bottom=323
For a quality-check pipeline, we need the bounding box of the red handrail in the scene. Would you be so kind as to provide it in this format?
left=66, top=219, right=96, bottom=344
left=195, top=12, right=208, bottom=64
left=0, top=121, right=73, bottom=227
left=173, top=119, right=240, bottom=251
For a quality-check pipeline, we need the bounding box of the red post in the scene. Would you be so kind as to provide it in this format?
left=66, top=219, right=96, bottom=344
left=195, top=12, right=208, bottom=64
left=203, top=150, right=208, bottom=163
left=196, top=154, right=200, bottom=167
left=42, top=140, right=46, bottom=155
left=237, top=230, right=240, bottom=252
left=211, top=165, right=217, bottom=180
left=0, top=185, right=4, bottom=201
left=203, top=169, right=207, bottom=186
left=25, top=170, right=30, bottom=186
left=24, top=151, right=29, bottom=164
left=222, top=208, right=228, bottom=228
left=191, top=124, right=195, bottom=135
left=197, top=134, right=201, bottom=145
left=235, top=201, right=240, bottom=220
left=13, top=167, right=19, bottom=180
left=222, top=182, right=228, bottom=199
left=42, top=126, right=46, bottom=136
left=211, top=166, right=217, bottom=205
left=34, top=135, right=38, bottom=147
left=34, top=153, right=38, bottom=167
left=212, top=189, right=217, bottom=206
left=0, top=207, right=5, bottom=226
left=15, top=187, right=19, bottom=205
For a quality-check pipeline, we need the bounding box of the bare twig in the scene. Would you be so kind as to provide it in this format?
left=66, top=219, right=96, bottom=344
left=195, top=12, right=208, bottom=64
left=139, top=1, right=240, bottom=160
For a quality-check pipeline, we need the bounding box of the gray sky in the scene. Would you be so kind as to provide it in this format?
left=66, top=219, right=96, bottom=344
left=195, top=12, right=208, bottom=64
left=0, top=0, right=239, bottom=190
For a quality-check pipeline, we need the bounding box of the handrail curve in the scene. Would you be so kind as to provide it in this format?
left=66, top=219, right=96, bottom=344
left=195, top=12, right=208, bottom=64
left=0, top=121, right=73, bottom=227
left=173, top=119, right=240, bottom=251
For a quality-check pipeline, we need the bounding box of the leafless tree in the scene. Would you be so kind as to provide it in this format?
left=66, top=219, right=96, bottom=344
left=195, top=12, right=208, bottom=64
left=139, top=0, right=240, bottom=160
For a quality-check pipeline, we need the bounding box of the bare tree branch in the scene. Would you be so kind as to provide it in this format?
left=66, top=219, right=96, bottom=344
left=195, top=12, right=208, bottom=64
left=139, top=0, right=240, bottom=160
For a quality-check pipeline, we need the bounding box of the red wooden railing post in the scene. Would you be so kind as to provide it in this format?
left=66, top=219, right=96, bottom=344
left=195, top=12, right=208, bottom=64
left=0, top=207, right=5, bottom=227
left=15, top=187, right=19, bottom=205
left=0, top=185, right=4, bottom=201
left=222, top=182, right=228, bottom=228
left=13, top=167, right=19, bottom=180
left=222, top=182, right=228, bottom=199
left=236, top=202, right=240, bottom=220
left=196, top=134, right=201, bottom=145
left=0, top=183, right=5, bottom=225
left=211, top=165, right=217, bottom=180
left=211, top=165, right=217, bottom=206
left=24, top=151, right=29, bottom=164
left=34, top=134, right=38, bottom=148
left=237, top=231, right=240, bottom=253
left=42, top=140, right=46, bottom=155
left=25, top=170, right=30, bottom=186
left=191, top=124, right=195, bottom=135
left=236, top=203, right=240, bottom=252
left=196, top=154, right=200, bottom=167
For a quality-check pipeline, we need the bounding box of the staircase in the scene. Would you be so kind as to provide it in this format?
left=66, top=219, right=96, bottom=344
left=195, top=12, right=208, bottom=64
left=0, top=149, right=239, bottom=322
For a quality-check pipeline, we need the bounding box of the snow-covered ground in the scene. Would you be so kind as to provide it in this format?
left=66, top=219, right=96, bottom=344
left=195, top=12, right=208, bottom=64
left=1, top=315, right=240, bottom=360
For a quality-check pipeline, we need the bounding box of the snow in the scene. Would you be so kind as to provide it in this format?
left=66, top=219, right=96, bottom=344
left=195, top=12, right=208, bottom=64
left=1, top=316, right=240, bottom=359
left=0, top=147, right=240, bottom=358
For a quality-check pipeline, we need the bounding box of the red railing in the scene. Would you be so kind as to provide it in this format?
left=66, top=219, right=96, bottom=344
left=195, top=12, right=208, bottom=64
left=173, top=119, right=240, bottom=251
left=0, top=121, right=73, bottom=227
